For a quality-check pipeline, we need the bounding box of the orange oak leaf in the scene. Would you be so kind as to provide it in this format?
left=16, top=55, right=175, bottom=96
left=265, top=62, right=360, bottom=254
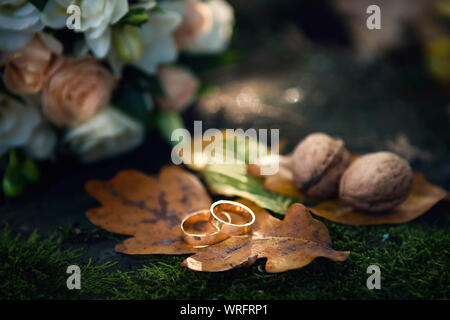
left=248, top=156, right=448, bottom=225
left=181, top=199, right=350, bottom=273
left=248, top=155, right=306, bottom=200
left=309, top=173, right=448, bottom=225
left=85, top=166, right=211, bottom=255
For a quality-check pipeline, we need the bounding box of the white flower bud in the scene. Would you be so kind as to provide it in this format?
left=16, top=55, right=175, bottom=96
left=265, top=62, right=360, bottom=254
left=64, top=107, right=145, bottom=163
left=41, top=0, right=129, bottom=58
left=112, top=25, right=143, bottom=63
left=0, top=94, right=55, bottom=160
left=184, top=0, right=234, bottom=54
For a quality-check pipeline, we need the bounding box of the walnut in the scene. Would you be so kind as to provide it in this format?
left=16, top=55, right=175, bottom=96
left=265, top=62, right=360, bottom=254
left=339, top=152, right=413, bottom=212
left=291, top=133, right=351, bottom=199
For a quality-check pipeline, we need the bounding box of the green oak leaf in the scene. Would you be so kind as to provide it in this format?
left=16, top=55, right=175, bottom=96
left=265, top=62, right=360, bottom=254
left=202, top=164, right=296, bottom=215
left=187, top=131, right=297, bottom=215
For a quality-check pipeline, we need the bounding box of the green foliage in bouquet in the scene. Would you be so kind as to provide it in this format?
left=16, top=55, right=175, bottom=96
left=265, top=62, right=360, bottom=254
left=121, top=7, right=150, bottom=26
left=2, top=150, right=40, bottom=198
left=112, top=66, right=161, bottom=126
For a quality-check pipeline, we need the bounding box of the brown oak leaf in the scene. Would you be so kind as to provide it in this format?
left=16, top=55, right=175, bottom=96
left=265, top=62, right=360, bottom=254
left=249, top=156, right=448, bottom=225
left=181, top=199, right=350, bottom=273
left=309, top=173, right=448, bottom=225
left=248, top=155, right=306, bottom=201
left=85, top=166, right=211, bottom=255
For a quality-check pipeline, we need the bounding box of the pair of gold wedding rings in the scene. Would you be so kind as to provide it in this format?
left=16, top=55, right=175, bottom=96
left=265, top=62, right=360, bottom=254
left=180, top=200, right=256, bottom=248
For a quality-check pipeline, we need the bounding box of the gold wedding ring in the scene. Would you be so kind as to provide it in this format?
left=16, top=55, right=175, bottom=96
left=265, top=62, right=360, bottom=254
left=180, top=209, right=230, bottom=248
left=210, top=200, right=256, bottom=235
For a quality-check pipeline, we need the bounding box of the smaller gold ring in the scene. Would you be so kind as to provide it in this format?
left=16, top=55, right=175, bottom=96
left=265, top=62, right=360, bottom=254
left=210, top=200, right=256, bottom=235
left=180, top=209, right=230, bottom=248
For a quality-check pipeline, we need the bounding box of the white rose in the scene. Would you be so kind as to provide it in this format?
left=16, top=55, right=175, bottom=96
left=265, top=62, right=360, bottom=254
left=160, top=0, right=212, bottom=50
left=108, top=3, right=181, bottom=75
left=41, top=0, right=129, bottom=58
left=0, top=95, right=39, bottom=155
left=156, top=65, right=199, bottom=111
left=24, top=123, right=57, bottom=160
left=64, top=107, right=145, bottom=163
left=137, top=8, right=181, bottom=74
left=0, top=0, right=44, bottom=52
left=0, top=94, right=56, bottom=160
left=184, top=0, right=234, bottom=54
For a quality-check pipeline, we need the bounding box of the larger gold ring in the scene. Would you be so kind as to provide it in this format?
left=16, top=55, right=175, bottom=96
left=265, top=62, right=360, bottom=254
left=180, top=209, right=230, bottom=248
left=210, top=200, right=256, bottom=235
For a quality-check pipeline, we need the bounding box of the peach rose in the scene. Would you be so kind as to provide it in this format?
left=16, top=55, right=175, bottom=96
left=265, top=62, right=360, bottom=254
left=156, top=65, right=199, bottom=111
left=42, top=56, right=115, bottom=127
left=173, top=0, right=213, bottom=50
left=3, top=37, right=53, bottom=95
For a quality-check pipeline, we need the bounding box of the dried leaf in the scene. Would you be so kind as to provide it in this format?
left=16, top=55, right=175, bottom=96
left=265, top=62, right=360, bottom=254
left=85, top=166, right=211, bottom=254
left=310, top=173, right=448, bottom=225
left=249, top=157, right=448, bottom=225
left=385, top=134, right=433, bottom=162
left=181, top=199, right=350, bottom=272
left=248, top=155, right=306, bottom=201
left=445, top=192, right=450, bottom=201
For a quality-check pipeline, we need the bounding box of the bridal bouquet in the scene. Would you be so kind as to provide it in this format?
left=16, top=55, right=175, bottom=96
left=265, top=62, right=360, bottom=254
left=0, top=0, right=234, bottom=197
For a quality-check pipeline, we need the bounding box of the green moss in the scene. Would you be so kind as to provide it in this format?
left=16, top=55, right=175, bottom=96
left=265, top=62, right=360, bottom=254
left=0, top=207, right=448, bottom=299
left=0, top=226, right=120, bottom=299
left=0, top=227, right=73, bottom=299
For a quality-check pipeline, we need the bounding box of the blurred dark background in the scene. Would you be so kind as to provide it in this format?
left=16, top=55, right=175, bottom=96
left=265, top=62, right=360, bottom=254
left=191, top=0, right=450, bottom=181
